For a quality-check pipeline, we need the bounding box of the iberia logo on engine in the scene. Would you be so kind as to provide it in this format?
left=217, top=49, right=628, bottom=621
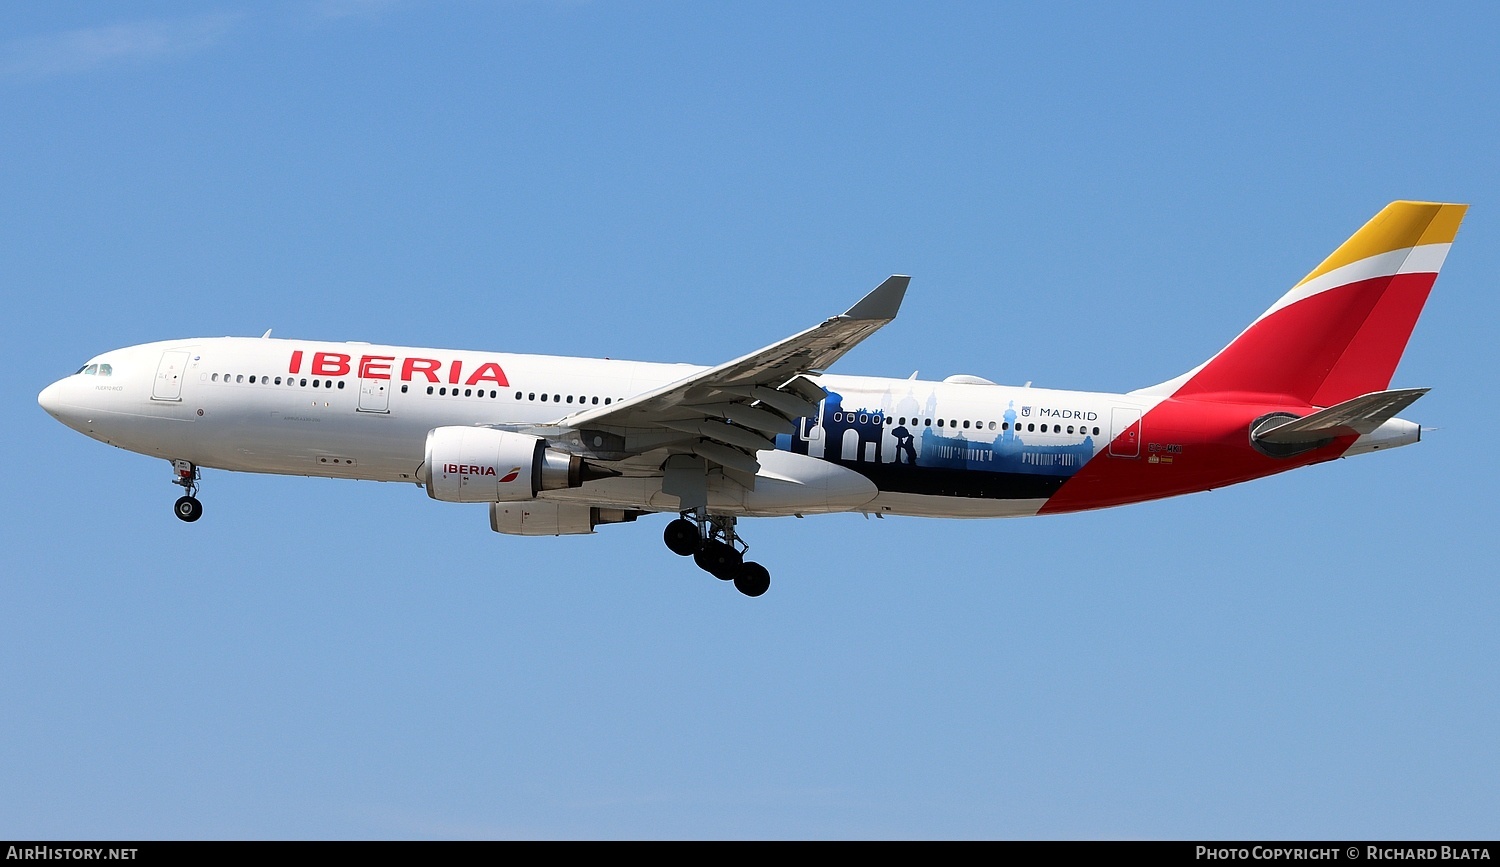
left=445, top=464, right=522, bottom=483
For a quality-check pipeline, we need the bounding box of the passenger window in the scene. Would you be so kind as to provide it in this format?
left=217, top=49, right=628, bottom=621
left=515, top=391, right=523, bottom=400
left=604, top=398, right=612, bottom=405
left=401, top=385, right=408, bottom=393
left=337, top=381, right=345, bottom=389
left=592, top=397, right=599, bottom=405
left=1093, top=426, right=1100, bottom=435
left=212, top=373, right=219, bottom=382
left=988, top=421, right=996, bottom=430
left=963, top=420, right=970, bottom=429
left=528, top=392, right=535, bottom=401
left=465, top=388, right=472, bottom=397
left=566, top=395, right=574, bottom=403
left=275, top=377, right=282, bottom=385
left=427, top=386, right=434, bottom=395
left=1068, top=426, right=1074, bottom=434
left=541, top=393, right=548, bottom=401
left=936, top=419, right=944, bottom=428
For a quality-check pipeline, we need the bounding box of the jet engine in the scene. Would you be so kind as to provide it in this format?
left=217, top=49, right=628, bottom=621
left=422, top=426, right=585, bottom=503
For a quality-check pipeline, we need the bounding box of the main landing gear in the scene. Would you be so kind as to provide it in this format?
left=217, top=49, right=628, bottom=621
left=171, top=459, right=203, bottom=523
left=664, top=510, right=771, bottom=597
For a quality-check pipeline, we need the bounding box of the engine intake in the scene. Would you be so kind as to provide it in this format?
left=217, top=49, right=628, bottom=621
left=423, top=426, right=585, bottom=503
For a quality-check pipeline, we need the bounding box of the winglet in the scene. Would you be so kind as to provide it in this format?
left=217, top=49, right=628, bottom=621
left=842, top=275, right=910, bottom=321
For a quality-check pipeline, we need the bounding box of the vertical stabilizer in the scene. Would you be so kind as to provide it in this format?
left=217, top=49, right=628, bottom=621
left=1137, top=201, right=1467, bottom=406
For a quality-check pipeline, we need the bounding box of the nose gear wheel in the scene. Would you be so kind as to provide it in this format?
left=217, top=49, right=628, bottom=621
left=170, top=460, right=203, bottom=523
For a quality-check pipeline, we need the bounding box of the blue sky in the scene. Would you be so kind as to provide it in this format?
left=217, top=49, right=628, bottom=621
left=4, top=1, right=1498, bottom=840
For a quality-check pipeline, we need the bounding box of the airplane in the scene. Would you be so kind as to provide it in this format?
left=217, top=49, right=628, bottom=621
left=38, top=201, right=1466, bottom=597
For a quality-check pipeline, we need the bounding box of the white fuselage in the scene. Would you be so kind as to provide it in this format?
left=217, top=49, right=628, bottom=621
left=39, top=336, right=1159, bottom=519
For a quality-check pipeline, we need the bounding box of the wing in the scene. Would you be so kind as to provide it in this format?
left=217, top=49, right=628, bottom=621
left=558, top=275, right=909, bottom=475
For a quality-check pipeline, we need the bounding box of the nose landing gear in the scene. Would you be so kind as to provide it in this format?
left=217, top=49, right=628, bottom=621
left=663, top=510, right=772, bottom=597
left=171, top=459, right=203, bottom=523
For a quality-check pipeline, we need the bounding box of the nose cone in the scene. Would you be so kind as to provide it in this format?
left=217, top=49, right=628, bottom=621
left=38, top=379, right=67, bottom=418
left=38, top=377, right=89, bottom=434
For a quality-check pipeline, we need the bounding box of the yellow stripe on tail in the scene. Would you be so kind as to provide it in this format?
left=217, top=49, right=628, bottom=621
left=1296, top=201, right=1468, bottom=289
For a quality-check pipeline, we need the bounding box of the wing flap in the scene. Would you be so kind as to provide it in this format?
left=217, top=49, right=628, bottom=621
left=720, top=384, right=821, bottom=420
left=680, top=402, right=797, bottom=436
left=689, top=439, right=761, bottom=475
left=659, top=418, right=777, bottom=452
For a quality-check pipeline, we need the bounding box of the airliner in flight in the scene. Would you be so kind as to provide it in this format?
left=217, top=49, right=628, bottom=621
left=39, top=201, right=1465, bottom=596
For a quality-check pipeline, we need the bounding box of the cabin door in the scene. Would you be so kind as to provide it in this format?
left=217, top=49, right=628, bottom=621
left=358, top=377, right=390, bottom=413
left=151, top=350, right=190, bottom=401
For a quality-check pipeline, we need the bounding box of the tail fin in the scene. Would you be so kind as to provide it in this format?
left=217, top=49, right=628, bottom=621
left=1137, top=201, right=1467, bottom=406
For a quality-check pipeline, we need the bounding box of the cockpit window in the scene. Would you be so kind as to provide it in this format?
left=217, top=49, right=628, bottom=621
left=96, top=364, right=112, bottom=377
left=76, top=363, right=112, bottom=376
left=82, top=364, right=98, bottom=375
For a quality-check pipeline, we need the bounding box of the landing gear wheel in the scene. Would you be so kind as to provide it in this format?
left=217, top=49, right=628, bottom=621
left=695, top=540, right=743, bottom=580
left=734, top=562, right=771, bottom=597
left=669, top=508, right=770, bottom=595
left=663, top=518, right=701, bottom=556
left=174, top=496, right=203, bottom=523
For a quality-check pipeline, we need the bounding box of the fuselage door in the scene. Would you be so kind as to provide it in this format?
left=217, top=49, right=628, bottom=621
left=151, top=350, right=190, bottom=401
left=1109, top=407, right=1142, bottom=458
left=358, top=377, right=390, bottom=413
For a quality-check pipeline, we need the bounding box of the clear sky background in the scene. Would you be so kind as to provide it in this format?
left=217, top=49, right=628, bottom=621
left=4, top=1, right=1497, bottom=841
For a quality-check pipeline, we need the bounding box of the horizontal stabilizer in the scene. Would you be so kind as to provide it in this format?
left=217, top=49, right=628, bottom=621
left=1253, top=388, right=1429, bottom=444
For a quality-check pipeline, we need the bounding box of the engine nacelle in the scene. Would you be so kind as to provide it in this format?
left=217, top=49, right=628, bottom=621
left=422, top=426, right=583, bottom=503
left=491, top=502, right=642, bottom=536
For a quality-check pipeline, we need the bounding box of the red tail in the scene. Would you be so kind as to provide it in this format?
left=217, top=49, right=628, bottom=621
left=1142, top=202, right=1467, bottom=407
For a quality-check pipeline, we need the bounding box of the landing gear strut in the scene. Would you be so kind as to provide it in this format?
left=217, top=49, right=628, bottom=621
left=663, top=509, right=771, bottom=597
left=171, top=459, right=203, bottom=523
